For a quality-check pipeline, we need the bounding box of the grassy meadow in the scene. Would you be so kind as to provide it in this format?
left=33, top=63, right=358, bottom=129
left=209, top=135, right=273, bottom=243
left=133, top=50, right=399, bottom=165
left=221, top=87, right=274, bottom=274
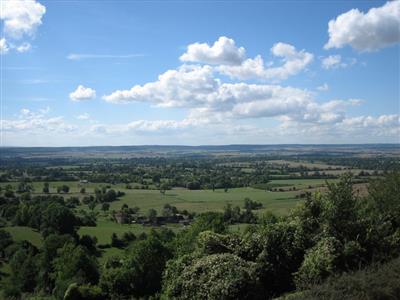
left=0, top=178, right=336, bottom=252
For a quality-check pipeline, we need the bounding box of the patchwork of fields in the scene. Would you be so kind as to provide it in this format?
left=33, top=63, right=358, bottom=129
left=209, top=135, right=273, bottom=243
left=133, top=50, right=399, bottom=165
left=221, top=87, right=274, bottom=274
left=1, top=178, right=341, bottom=249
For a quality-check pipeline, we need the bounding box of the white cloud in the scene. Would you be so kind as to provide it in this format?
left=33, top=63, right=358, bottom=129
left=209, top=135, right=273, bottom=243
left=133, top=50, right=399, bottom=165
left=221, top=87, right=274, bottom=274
left=70, top=85, right=96, bottom=101
left=3, top=106, right=398, bottom=145
left=0, top=0, right=46, bottom=39
left=1, top=40, right=32, bottom=55
left=325, top=0, right=400, bottom=51
left=1, top=108, right=75, bottom=133
left=317, top=83, right=329, bottom=91
left=0, top=38, right=9, bottom=54
left=103, top=62, right=364, bottom=127
left=16, top=42, right=31, bottom=53
left=217, top=42, right=313, bottom=81
left=0, top=0, right=45, bottom=54
left=339, top=114, right=399, bottom=129
left=103, top=65, right=219, bottom=107
left=0, top=34, right=385, bottom=145
left=321, top=55, right=358, bottom=70
left=180, top=36, right=246, bottom=65
left=77, top=113, right=91, bottom=120
left=102, top=38, right=376, bottom=134
left=321, top=55, right=344, bottom=69
left=84, top=111, right=399, bottom=144
left=278, top=113, right=399, bottom=143
left=175, top=37, right=314, bottom=81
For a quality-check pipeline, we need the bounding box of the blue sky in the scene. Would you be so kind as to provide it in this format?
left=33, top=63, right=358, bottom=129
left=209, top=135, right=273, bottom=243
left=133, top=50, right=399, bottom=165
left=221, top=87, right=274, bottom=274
left=1, top=0, right=399, bottom=146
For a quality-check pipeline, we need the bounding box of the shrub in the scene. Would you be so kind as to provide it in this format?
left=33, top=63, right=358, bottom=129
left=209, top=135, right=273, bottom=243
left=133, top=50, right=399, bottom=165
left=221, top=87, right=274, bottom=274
left=162, top=253, right=260, bottom=300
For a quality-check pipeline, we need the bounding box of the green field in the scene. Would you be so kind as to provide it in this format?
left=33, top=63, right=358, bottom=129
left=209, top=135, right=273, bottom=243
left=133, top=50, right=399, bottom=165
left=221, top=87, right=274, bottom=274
left=1, top=178, right=339, bottom=254
left=78, top=219, right=184, bottom=244
left=0, top=179, right=310, bottom=216
left=3, top=226, right=43, bottom=248
left=105, top=187, right=299, bottom=215
left=0, top=178, right=332, bottom=243
left=77, top=186, right=300, bottom=246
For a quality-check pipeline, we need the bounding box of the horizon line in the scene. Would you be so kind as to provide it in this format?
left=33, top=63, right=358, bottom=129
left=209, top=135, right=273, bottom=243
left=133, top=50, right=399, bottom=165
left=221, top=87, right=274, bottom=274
left=1, top=143, right=399, bottom=149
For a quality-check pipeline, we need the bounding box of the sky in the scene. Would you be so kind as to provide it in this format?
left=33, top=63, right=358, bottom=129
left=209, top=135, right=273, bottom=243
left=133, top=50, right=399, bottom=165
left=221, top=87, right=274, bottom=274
left=1, top=0, right=399, bottom=146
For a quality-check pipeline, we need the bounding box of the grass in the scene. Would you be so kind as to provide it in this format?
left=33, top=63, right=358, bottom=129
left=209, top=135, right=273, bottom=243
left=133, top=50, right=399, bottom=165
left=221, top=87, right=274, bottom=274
left=77, top=185, right=301, bottom=247
left=3, top=226, right=43, bottom=248
left=98, top=247, right=125, bottom=264
left=267, top=159, right=345, bottom=170
left=1, top=179, right=324, bottom=264
left=229, top=223, right=250, bottom=233
left=79, top=219, right=154, bottom=244
left=104, top=186, right=299, bottom=216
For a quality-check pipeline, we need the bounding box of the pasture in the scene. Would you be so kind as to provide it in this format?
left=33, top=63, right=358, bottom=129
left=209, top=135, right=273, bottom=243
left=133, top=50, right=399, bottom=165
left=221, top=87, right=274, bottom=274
left=3, top=226, right=43, bottom=248
left=0, top=177, right=351, bottom=255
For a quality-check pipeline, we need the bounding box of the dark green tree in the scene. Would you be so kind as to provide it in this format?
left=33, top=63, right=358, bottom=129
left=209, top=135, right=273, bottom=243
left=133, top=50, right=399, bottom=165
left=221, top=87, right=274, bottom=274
left=53, top=243, right=99, bottom=299
left=101, top=235, right=171, bottom=298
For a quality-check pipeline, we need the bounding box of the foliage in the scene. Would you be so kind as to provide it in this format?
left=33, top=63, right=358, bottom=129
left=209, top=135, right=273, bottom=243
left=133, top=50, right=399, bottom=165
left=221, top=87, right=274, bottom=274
left=279, top=257, right=400, bottom=300
left=162, top=253, right=259, bottom=300
left=2, top=241, right=39, bottom=297
left=100, top=234, right=172, bottom=298
left=0, top=229, right=13, bottom=258
left=37, top=234, right=75, bottom=293
left=294, top=237, right=342, bottom=289
left=173, top=212, right=227, bottom=256
left=243, top=198, right=263, bottom=210
left=52, top=243, right=99, bottom=299
left=63, top=283, right=105, bottom=300
left=196, top=231, right=241, bottom=255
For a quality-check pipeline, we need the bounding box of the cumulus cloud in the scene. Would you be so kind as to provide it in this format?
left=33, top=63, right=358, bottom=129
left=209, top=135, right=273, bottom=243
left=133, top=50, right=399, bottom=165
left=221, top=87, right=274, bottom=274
left=103, top=62, right=363, bottom=127
left=1, top=108, right=75, bottom=133
left=98, top=37, right=398, bottom=143
left=321, top=55, right=357, bottom=70
left=85, top=111, right=399, bottom=144
left=0, top=0, right=45, bottom=54
left=278, top=113, right=399, bottom=143
left=70, top=85, right=96, bottom=101
left=179, top=37, right=313, bottom=81
left=180, top=36, right=246, bottom=65
left=0, top=38, right=9, bottom=54
left=217, top=42, right=313, bottom=81
left=0, top=0, right=46, bottom=38
left=325, top=0, right=400, bottom=51
left=4, top=106, right=398, bottom=145
left=103, top=65, right=219, bottom=107
left=322, top=55, right=344, bottom=69
left=103, top=63, right=309, bottom=111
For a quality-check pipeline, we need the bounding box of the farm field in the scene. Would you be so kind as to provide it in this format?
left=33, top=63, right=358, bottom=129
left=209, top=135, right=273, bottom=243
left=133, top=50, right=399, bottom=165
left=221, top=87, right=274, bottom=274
left=267, top=159, right=345, bottom=169
left=0, top=178, right=327, bottom=216
left=76, top=187, right=301, bottom=245
left=2, top=226, right=43, bottom=248
left=105, top=187, right=299, bottom=215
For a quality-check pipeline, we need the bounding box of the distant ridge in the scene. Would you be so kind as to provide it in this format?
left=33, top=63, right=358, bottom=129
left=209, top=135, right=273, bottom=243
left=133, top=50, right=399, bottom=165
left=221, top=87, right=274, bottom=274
left=1, top=144, right=399, bottom=160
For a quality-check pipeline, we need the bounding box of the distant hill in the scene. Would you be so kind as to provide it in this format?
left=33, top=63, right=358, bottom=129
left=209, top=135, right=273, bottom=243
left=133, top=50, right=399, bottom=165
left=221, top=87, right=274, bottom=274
left=1, top=144, right=399, bottom=160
